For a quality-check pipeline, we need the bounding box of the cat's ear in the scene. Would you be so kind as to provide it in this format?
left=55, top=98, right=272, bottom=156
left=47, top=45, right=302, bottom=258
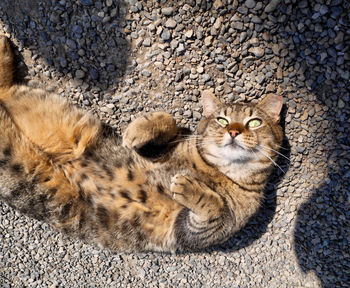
left=202, top=90, right=222, bottom=117
left=257, top=94, right=283, bottom=122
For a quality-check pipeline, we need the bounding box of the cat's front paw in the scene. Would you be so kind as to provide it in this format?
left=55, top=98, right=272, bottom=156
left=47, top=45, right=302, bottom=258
left=170, top=174, right=196, bottom=203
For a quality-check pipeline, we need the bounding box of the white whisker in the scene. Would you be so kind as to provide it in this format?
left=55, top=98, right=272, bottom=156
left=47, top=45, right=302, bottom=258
left=256, top=147, right=285, bottom=174
left=259, top=145, right=290, bottom=162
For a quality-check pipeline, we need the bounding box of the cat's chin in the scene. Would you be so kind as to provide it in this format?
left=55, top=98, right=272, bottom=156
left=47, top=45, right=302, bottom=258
left=204, top=142, right=255, bottom=166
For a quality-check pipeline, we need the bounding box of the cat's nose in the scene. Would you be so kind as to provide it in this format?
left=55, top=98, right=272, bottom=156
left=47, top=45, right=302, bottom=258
left=229, top=130, right=240, bottom=138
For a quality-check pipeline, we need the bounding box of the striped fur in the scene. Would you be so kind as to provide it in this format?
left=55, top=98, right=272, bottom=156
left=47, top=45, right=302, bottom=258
left=0, top=36, right=283, bottom=252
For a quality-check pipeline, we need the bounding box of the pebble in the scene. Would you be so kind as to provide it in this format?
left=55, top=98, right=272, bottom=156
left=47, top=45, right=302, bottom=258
left=202, top=74, right=211, bottom=82
left=75, top=70, right=85, bottom=79
left=249, top=47, right=265, bottom=57
left=80, top=0, right=93, bottom=6
left=264, top=0, right=281, bottom=13
left=161, top=29, right=171, bottom=41
left=245, top=0, right=256, bottom=9
left=165, top=19, right=177, bottom=29
left=185, top=30, right=193, bottom=39
left=161, top=7, right=174, bottom=16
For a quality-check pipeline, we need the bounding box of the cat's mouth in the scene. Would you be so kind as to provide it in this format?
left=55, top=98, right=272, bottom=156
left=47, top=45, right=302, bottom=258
left=223, top=139, right=246, bottom=151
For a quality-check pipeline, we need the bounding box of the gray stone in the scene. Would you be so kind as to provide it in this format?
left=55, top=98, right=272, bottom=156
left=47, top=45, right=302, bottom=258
left=80, top=0, right=93, bottom=6
left=245, top=0, right=256, bottom=9
left=161, top=29, right=171, bottom=41
left=264, top=0, right=281, bottom=13
left=141, top=70, right=152, bottom=77
left=165, top=18, right=177, bottom=29
left=161, top=7, right=174, bottom=16
left=202, top=74, right=211, bottom=82
left=75, top=70, right=85, bottom=79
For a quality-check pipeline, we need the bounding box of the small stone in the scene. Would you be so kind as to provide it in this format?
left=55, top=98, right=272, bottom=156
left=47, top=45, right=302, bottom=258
left=204, top=36, right=213, bottom=46
left=298, top=0, right=308, bottom=8
left=75, top=70, right=85, bottom=79
left=213, top=0, right=224, bottom=10
left=330, top=6, right=343, bottom=19
left=240, top=32, right=247, bottom=43
left=197, top=66, right=204, bottom=74
left=80, top=0, right=93, bottom=6
left=232, top=21, right=244, bottom=30
left=143, top=38, right=151, bottom=47
left=272, top=44, right=280, bottom=55
left=249, top=47, right=264, bottom=57
left=43, top=71, right=51, bottom=78
left=177, top=43, right=185, bottom=53
left=161, top=7, right=174, bottom=16
left=165, top=19, right=177, bottom=29
left=185, top=30, right=193, bottom=38
left=334, top=32, right=344, bottom=45
left=319, top=5, right=328, bottom=15
left=202, top=74, right=211, bottom=82
left=276, top=66, right=283, bottom=79
left=237, top=7, right=248, bottom=14
left=161, top=29, right=171, bottom=41
left=141, top=70, right=152, bottom=77
left=245, top=0, right=256, bottom=9
left=265, top=83, right=275, bottom=92
left=338, top=99, right=345, bottom=109
left=89, top=68, right=98, bottom=80
left=256, top=75, right=265, bottom=84
left=66, top=39, right=77, bottom=50
left=60, top=57, right=67, bottom=68
left=217, top=78, right=225, bottom=85
left=193, top=111, right=202, bottom=120
left=264, top=0, right=281, bottom=13
left=213, top=18, right=222, bottom=30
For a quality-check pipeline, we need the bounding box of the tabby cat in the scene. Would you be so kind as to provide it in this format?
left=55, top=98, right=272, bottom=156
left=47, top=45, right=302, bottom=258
left=0, top=36, right=283, bottom=252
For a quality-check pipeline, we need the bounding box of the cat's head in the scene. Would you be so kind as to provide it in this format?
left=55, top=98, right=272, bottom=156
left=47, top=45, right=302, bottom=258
left=196, top=90, right=283, bottom=168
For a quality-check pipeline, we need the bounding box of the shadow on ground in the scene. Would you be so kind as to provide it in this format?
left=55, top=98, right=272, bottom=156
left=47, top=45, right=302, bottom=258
left=0, top=0, right=130, bottom=91
left=293, top=90, right=350, bottom=287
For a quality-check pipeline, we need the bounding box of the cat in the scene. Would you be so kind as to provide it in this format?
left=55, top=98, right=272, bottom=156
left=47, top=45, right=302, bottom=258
left=0, top=36, right=283, bottom=252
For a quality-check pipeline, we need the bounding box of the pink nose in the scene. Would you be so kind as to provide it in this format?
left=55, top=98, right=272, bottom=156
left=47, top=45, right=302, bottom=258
left=229, top=130, right=240, bottom=138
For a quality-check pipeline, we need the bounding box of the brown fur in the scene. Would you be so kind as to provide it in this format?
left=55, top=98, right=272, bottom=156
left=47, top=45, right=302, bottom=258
left=0, top=36, right=283, bottom=252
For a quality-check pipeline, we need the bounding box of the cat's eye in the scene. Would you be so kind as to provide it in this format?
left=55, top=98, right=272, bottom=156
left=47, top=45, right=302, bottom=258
left=216, top=117, right=229, bottom=126
left=247, top=119, right=262, bottom=128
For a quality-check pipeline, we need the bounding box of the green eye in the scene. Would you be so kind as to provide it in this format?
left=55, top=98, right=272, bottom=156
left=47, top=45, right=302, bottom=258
left=217, top=117, right=229, bottom=126
left=248, top=119, right=262, bottom=128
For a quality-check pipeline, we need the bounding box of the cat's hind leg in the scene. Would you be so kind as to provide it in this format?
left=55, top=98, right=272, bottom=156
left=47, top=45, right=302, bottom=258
left=0, top=35, right=14, bottom=87
left=170, top=174, right=234, bottom=249
left=122, top=112, right=179, bottom=159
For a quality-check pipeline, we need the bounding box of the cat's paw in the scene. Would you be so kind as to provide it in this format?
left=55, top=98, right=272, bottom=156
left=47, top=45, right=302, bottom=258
left=122, top=112, right=177, bottom=150
left=170, top=174, right=197, bottom=203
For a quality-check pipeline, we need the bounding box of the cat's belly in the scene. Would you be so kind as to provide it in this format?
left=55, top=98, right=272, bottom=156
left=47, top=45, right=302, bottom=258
left=61, top=158, right=184, bottom=251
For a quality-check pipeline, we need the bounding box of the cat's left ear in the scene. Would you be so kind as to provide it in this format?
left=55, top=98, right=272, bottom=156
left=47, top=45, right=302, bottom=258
left=202, top=90, right=222, bottom=117
left=257, top=94, right=283, bottom=122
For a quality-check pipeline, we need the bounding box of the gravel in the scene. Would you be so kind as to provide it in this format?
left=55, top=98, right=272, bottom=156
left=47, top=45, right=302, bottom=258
left=0, top=0, right=349, bottom=287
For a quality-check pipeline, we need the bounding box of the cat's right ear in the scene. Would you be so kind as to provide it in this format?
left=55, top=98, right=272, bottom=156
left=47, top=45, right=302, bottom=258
left=202, top=90, right=222, bottom=117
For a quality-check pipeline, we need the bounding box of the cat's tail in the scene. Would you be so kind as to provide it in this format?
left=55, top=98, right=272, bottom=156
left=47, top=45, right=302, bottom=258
left=0, top=35, right=14, bottom=88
